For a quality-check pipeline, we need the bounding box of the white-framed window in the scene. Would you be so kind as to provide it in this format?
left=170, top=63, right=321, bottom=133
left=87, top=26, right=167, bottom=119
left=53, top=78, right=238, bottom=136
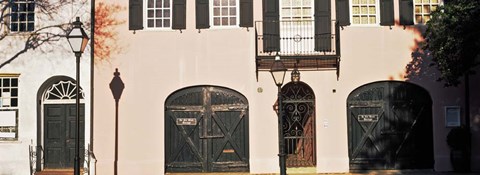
left=351, top=0, right=379, bottom=25
left=10, top=0, right=35, bottom=32
left=145, top=0, right=172, bottom=29
left=0, top=75, right=19, bottom=141
left=211, top=0, right=239, bottom=27
left=414, top=0, right=439, bottom=24
left=280, top=0, right=314, bottom=21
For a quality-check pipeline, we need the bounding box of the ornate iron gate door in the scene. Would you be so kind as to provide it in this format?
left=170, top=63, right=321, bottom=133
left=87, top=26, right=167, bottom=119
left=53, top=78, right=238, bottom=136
left=165, top=86, right=249, bottom=172
left=347, top=81, right=433, bottom=170
left=281, top=82, right=316, bottom=167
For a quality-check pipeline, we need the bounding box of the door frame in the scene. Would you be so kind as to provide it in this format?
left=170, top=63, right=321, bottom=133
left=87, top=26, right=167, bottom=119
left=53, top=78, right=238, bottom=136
left=36, top=76, right=85, bottom=171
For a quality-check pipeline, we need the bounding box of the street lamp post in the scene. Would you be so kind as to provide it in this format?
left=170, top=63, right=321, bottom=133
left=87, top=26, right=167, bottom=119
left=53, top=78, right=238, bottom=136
left=66, top=17, right=89, bottom=175
left=270, top=54, right=287, bottom=175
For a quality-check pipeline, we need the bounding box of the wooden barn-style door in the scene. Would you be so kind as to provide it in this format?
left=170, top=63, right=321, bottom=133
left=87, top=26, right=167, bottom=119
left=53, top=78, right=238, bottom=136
left=347, top=81, right=433, bottom=170
left=165, top=86, right=249, bottom=172
left=281, top=81, right=316, bottom=167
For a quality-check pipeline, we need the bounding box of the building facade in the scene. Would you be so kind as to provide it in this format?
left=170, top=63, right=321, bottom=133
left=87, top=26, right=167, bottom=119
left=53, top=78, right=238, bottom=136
left=91, top=0, right=480, bottom=174
left=0, top=0, right=92, bottom=174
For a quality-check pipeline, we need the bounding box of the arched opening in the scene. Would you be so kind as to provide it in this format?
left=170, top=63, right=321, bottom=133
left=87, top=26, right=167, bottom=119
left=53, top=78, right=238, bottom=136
left=347, top=81, right=433, bottom=170
left=165, top=86, right=249, bottom=172
left=36, top=76, right=85, bottom=170
left=281, top=81, right=316, bottom=167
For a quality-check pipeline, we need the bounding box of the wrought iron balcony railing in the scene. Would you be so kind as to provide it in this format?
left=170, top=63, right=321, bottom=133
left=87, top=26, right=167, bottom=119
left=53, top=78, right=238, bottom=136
left=255, top=20, right=341, bottom=79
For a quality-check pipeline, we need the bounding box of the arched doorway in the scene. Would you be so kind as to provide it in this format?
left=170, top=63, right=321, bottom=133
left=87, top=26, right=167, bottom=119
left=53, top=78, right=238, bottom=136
left=281, top=81, right=316, bottom=167
left=37, top=76, right=85, bottom=170
left=165, top=86, right=249, bottom=172
left=347, top=81, right=433, bottom=170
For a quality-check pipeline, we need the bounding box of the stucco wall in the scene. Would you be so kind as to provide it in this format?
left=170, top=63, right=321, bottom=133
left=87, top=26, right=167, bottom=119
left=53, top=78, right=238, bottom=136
left=93, top=0, right=479, bottom=174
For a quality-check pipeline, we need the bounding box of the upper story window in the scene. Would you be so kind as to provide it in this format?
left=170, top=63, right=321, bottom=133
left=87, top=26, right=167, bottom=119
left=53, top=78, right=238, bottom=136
left=146, top=0, right=172, bottom=29
left=351, top=0, right=378, bottom=25
left=10, top=0, right=35, bottom=32
left=414, top=0, right=439, bottom=24
left=280, top=0, right=314, bottom=21
left=0, top=75, right=19, bottom=141
left=211, top=0, right=239, bottom=27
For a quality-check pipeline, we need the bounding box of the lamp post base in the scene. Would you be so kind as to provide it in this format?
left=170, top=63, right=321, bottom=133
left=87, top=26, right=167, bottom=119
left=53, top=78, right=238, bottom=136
left=74, top=157, right=81, bottom=175
left=278, top=153, right=287, bottom=175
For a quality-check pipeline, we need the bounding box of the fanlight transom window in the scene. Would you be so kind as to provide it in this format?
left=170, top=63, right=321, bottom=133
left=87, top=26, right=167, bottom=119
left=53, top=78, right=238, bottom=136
left=43, top=81, right=84, bottom=101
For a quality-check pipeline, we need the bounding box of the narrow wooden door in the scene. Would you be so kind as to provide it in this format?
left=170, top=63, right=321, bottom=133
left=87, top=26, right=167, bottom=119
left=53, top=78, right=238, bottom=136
left=165, top=86, right=249, bottom=172
left=44, top=104, right=84, bottom=169
left=347, top=81, right=433, bottom=170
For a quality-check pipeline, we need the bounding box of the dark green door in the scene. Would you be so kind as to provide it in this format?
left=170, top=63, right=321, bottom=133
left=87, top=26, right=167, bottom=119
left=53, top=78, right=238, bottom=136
left=165, top=86, right=249, bottom=172
left=347, top=81, right=433, bottom=170
left=44, top=104, right=84, bottom=169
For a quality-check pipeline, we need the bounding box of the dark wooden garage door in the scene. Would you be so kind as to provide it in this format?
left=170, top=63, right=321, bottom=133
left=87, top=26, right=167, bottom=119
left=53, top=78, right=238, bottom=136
left=44, top=104, right=84, bottom=169
left=347, top=81, right=433, bottom=170
left=165, top=86, right=249, bottom=172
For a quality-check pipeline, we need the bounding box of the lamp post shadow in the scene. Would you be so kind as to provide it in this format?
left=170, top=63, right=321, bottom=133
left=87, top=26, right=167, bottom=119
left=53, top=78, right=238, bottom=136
left=109, top=68, right=125, bottom=175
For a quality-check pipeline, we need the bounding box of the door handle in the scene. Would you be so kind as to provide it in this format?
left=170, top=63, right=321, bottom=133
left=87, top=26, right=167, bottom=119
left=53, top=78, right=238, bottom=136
left=199, top=135, right=224, bottom=139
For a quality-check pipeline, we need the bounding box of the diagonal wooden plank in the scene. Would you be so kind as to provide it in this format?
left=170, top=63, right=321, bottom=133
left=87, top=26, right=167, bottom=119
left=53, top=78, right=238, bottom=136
left=168, top=111, right=205, bottom=164
left=351, top=109, right=385, bottom=160
left=210, top=110, right=246, bottom=162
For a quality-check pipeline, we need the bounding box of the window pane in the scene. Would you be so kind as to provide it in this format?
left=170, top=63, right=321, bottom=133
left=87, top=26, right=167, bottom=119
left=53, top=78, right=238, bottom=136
left=369, top=7, right=375, bottom=14
left=230, top=7, right=236, bottom=15
left=156, top=19, right=162, bottom=27
left=423, top=6, right=430, bottom=13
left=11, top=14, right=18, bottom=21
left=11, top=98, right=18, bottom=107
left=20, top=4, right=27, bottom=11
left=27, top=23, right=34, bottom=31
left=292, top=0, right=302, bottom=6
left=3, top=79, right=9, bottom=87
left=415, top=5, right=421, bottom=13
left=303, top=9, right=311, bottom=16
left=353, top=16, right=360, bottom=24
left=424, top=15, right=430, bottom=22
left=352, top=0, right=359, bottom=5
left=431, top=0, right=438, bottom=3
left=415, top=15, right=423, bottom=23
left=353, top=7, right=360, bottom=14
left=27, top=3, right=34, bottom=11
left=148, top=19, right=154, bottom=27
left=229, top=0, right=236, bottom=6
left=148, top=0, right=154, bottom=8
left=214, top=17, right=220, bottom=25
left=222, top=0, right=228, bottom=6
left=230, top=17, right=236, bottom=25
left=369, top=16, right=376, bottom=24
left=361, top=6, right=367, bottom=14
left=361, top=16, right=368, bottom=24
left=164, top=0, right=170, bottom=7
left=214, top=0, right=220, bottom=6
left=214, top=7, right=220, bottom=16
left=282, top=0, right=291, bottom=6
left=27, top=13, right=34, bottom=21
left=11, top=23, right=18, bottom=31
left=11, top=79, right=17, bottom=87
left=164, top=19, right=170, bottom=27
left=164, top=9, right=170, bottom=17
left=156, top=10, right=162, bottom=17
left=292, top=9, right=301, bottom=16
left=282, top=8, right=291, bottom=16
left=222, top=7, right=228, bottom=15
left=148, top=10, right=154, bottom=17
left=361, top=0, right=367, bottom=4
left=422, top=0, right=429, bottom=3
left=415, top=0, right=421, bottom=3
left=303, top=0, right=312, bottom=6
left=369, top=0, right=375, bottom=4
left=156, top=0, right=162, bottom=8
left=11, top=89, right=18, bottom=97
left=222, top=17, right=228, bottom=25
left=19, top=14, right=26, bottom=21
left=431, top=5, right=438, bottom=12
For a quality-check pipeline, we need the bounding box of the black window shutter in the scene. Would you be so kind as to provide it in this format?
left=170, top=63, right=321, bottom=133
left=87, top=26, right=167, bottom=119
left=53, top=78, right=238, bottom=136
left=172, top=0, right=187, bottom=30
left=336, top=0, right=350, bottom=26
left=399, top=0, right=414, bottom=25
left=380, top=0, right=394, bottom=26
left=315, top=0, right=331, bottom=52
left=196, top=0, right=209, bottom=29
left=240, top=0, right=253, bottom=27
left=129, top=0, right=143, bottom=30
left=262, top=0, right=280, bottom=52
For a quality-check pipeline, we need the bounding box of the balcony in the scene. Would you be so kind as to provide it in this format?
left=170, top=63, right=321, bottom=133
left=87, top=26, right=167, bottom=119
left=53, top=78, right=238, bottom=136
left=255, top=20, right=341, bottom=79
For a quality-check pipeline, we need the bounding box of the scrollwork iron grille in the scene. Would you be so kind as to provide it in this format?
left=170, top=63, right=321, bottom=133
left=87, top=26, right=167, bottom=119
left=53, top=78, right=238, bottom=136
left=281, top=82, right=316, bottom=167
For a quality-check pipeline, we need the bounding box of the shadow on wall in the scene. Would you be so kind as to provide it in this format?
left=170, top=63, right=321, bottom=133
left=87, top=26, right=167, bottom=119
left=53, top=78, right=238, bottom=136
left=347, top=81, right=434, bottom=170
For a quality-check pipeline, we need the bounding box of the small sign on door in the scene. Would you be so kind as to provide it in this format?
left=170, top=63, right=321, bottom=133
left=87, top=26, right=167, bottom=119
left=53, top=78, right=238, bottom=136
left=358, top=115, right=379, bottom=122
left=176, top=118, right=197, bottom=126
